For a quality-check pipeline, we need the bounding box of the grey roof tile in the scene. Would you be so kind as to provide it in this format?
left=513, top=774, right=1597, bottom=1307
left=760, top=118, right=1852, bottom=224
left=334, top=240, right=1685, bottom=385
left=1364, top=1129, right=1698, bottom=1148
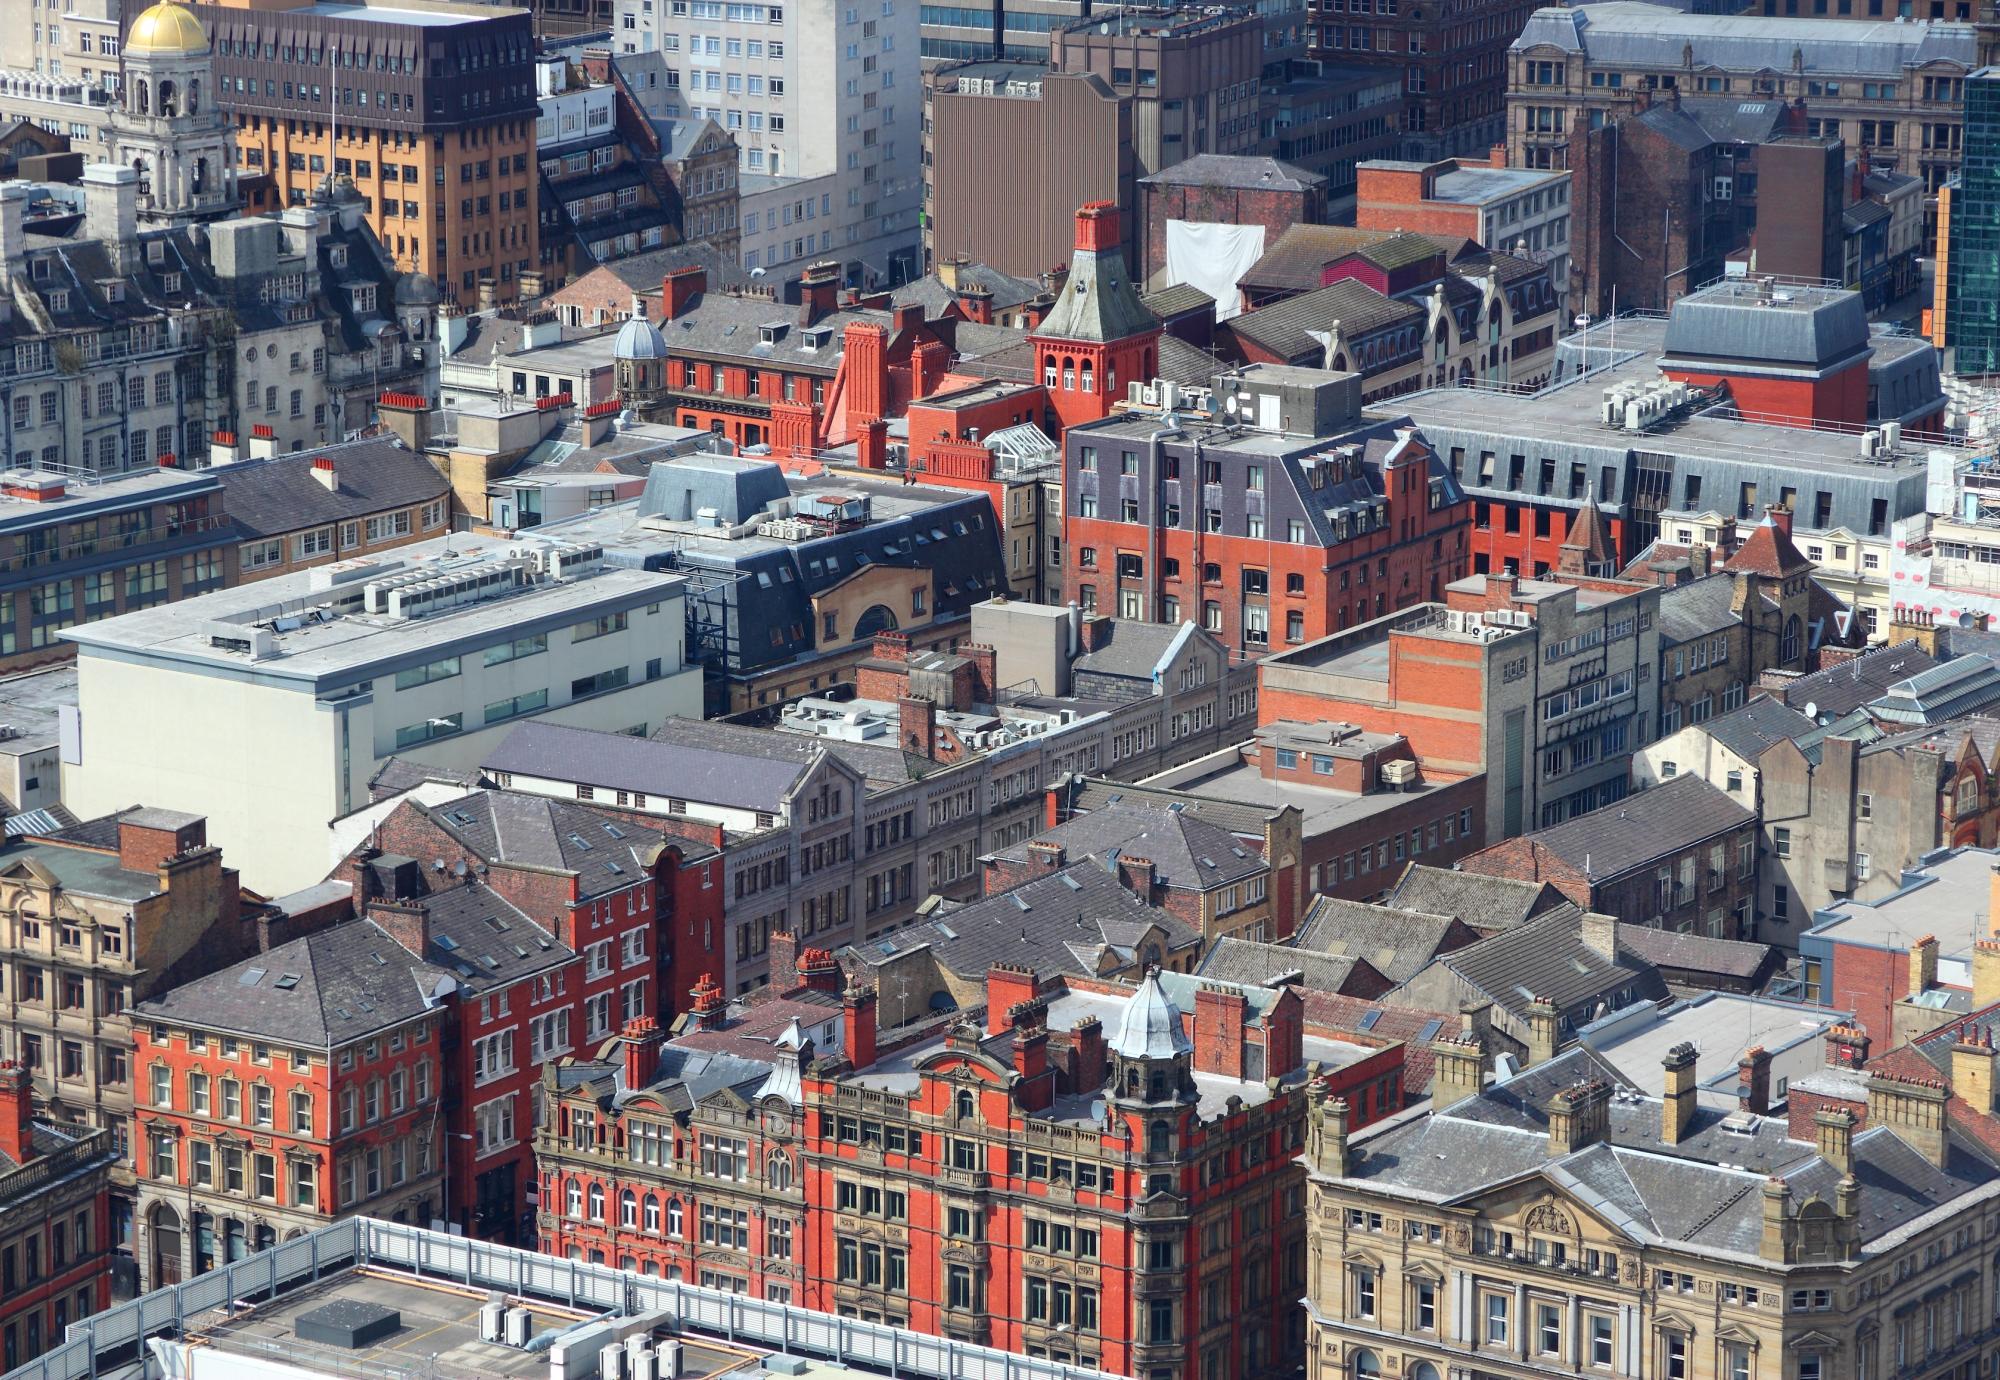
left=1424, top=909, right=1669, bottom=1018
left=1506, top=775, right=1755, bottom=878
left=992, top=801, right=1266, bottom=890
left=1386, top=864, right=1564, bottom=932
left=1296, top=897, right=1471, bottom=983
left=213, top=440, right=449, bottom=541
left=1196, top=937, right=1372, bottom=992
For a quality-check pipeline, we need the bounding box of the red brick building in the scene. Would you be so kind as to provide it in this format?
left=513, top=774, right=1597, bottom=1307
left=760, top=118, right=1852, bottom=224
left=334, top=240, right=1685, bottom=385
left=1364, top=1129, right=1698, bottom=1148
left=0, top=1065, right=116, bottom=1369
left=331, top=789, right=722, bottom=1241
left=131, top=920, right=451, bottom=1286
left=1136, top=156, right=1329, bottom=289
left=1063, top=364, right=1470, bottom=657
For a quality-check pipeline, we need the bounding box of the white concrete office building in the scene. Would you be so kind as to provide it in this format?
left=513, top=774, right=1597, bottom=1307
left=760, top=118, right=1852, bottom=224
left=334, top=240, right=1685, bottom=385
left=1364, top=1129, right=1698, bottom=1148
left=62, top=535, right=702, bottom=893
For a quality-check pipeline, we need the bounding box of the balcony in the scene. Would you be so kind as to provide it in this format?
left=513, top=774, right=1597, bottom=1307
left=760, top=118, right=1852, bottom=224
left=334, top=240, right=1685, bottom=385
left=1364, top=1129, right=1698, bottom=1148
left=939, top=1166, right=987, bottom=1193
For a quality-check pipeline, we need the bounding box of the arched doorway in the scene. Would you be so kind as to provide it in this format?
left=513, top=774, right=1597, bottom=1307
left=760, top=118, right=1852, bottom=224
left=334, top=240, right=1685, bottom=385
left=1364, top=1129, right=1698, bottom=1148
left=151, top=1204, right=183, bottom=1286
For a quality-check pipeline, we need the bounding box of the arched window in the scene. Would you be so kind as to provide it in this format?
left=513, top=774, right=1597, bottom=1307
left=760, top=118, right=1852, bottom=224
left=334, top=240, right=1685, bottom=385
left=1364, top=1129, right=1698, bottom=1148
left=135, top=82, right=149, bottom=115
left=1043, top=355, right=1058, bottom=388
left=956, top=1089, right=975, bottom=1120
left=620, top=1190, right=637, bottom=1227
left=1147, top=1119, right=1171, bottom=1154
left=565, top=1179, right=582, bottom=1218
left=1351, top=1350, right=1381, bottom=1380
left=1960, top=775, right=1982, bottom=814
left=188, top=80, right=199, bottom=114
left=768, top=1154, right=793, bottom=1191
left=1408, top=1364, right=1439, bottom=1380
left=1782, top=615, right=1802, bottom=665
left=587, top=1185, right=605, bottom=1222
left=644, top=1195, right=662, bottom=1233
left=1062, top=358, right=1076, bottom=390
left=159, top=79, right=178, bottom=117
left=667, top=1200, right=684, bottom=1237
left=1079, top=361, right=1094, bottom=394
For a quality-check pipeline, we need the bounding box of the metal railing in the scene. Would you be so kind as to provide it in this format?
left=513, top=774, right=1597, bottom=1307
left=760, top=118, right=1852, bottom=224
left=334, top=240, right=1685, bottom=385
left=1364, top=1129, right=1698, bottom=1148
left=19, top=1218, right=1122, bottom=1380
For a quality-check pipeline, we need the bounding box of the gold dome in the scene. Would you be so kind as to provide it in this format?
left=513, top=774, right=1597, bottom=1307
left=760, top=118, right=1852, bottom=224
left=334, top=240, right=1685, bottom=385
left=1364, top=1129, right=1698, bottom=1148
left=125, top=0, right=209, bottom=57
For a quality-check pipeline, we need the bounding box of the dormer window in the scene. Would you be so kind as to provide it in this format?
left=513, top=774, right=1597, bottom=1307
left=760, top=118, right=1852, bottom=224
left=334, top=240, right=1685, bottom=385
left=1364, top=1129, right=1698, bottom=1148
left=48, top=290, right=68, bottom=312
left=162, top=273, right=182, bottom=294
left=801, top=325, right=832, bottom=350
left=759, top=322, right=788, bottom=344
left=330, top=245, right=348, bottom=269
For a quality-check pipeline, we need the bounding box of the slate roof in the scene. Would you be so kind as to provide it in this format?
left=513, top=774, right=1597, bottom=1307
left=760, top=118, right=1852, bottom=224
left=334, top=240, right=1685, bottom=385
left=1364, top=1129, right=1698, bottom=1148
left=1141, top=284, right=1215, bottom=319
left=132, top=918, right=449, bottom=1046
left=1508, top=774, right=1755, bottom=878
left=1511, top=2, right=1978, bottom=77
left=1238, top=224, right=1404, bottom=296
left=1656, top=574, right=1748, bottom=644
left=1031, top=236, right=1155, bottom=345
left=1421, top=907, right=1669, bottom=1019
left=487, top=720, right=806, bottom=814
left=1386, top=864, right=1563, bottom=932
left=1295, top=897, right=1470, bottom=984
left=1196, top=937, right=1375, bottom=992
left=1071, top=620, right=1193, bottom=683
left=1064, top=776, right=1284, bottom=840
left=215, top=440, right=450, bottom=540
left=1228, top=278, right=1423, bottom=361
left=1298, top=990, right=1458, bottom=1093
left=422, top=790, right=665, bottom=901
left=370, top=757, right=481, bottom=798
left=990, top=802, right=1267, bottom=890
left=1140, top=153, right=1326, bottom=192
left=855, top=861, right=1200, bottom=980
left=648, top=715, right=923, bottom=790
left=1872, top=655, right=2000, bottom=726
left=1344, top=1044, right=2000, bottom=1252
left=1700, top=694, right=1817, bottom=762
left=1613, top=924, right=1779, bottom=982
left=386, top=880, right=572, bottom=994
left=892, top=263, right=1041, bottom=316
left=654, top=290, right=884, bottom=370
left=1769, top=643, right=1939, bottom=719
left=1351, top=232, right=1445, bottom=274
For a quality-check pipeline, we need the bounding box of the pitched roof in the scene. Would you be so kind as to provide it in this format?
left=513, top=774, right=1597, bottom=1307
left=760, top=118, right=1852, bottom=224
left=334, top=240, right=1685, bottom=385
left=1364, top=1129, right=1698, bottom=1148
left=423, top=790, right=663, bottom=900
left=1140, top=284, right=1216, bottom=319
left=1196, top=937, right=1377, bottom=993
left=1349, top=232, right=1445, bottom=273
left=1297, top=990, right=1457, bottom=1093
left=1613, top=924, right=1779, bottom=984
left=1071, top=620, right=1194, bottom=682
left=1227, top=278, right=1423, bottom=361
left=1562, top=501, right=1615, bottom=562
left=1505, top=775, right=1755, bottom=878
left=1139, top=153, right=1325, bottom=192
left=1423, top=907, right=1669, bottom=1018
left=132, top=918, right=449, bottom=1045
left=1721, top=514, right=1815, bottom=579
left=487, top=721, right=811, bottom=813
left=892, top=263, right=1042, bottom=316
left=1656, top=573, right=1747, bottom=645
left=991, top=801, right=1267, bottom=890
left=1700, top=694, right=1817, bottom=761
left=1770, top=643, right=1939, bottom=719
left=215, top=440, right=449, bottom=540
left=1238, top=223, right=1403, bottom=296
left=1295, top=896, right=1471, bottom=984
left=1386, top=864, right=1563, bottom=932
left=1031, top=235, right=1156, bottom=345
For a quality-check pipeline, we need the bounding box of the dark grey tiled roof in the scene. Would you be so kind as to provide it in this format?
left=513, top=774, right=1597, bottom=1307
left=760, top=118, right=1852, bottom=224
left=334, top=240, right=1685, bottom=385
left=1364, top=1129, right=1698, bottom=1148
left=892, top=264, right=1041, bottom=316
left=846, top=861, right=1198, bottom=980
left=1515, top=775, right=1755, bottom=877
left=397, top=880, right=570, bottom=993
left=1386, top=865, right=1562, bottom=932
left=216, top=441, right=450, bottom=540
left=1428, top=908, right=1668, bottom=1018
left=1700, top=695, right=1817, bottom=762
left=1770, top=642, right=1939, bottom=718
left=486, top=721, right=813, bottom=814
left=1296, top=897, right=1466, bottom=984
left=1139, top=153, right=1325, bottom=192
left=992, top=802, right=1265, bottom=890
left=1346, top=1044, right=2000, bottom=1252
left=133, top=918, right=449, bottom=1046
left=1655, top=574, right=1747, bottom=644
left=1140, top=284, right=1215, bottom=318
left=1613, top=923, right=1778, bottom=981
left=1065, top=777, right=1283, bottom=839
left=1196, top=937, right=1368, bottom=992
left=369, top=757, right=481, bottom=798
left=647, top=716, right=922, bottom=790
left=425, top=790, right=664, bottom=901
left=1072, top=620, right=1190, bottom=681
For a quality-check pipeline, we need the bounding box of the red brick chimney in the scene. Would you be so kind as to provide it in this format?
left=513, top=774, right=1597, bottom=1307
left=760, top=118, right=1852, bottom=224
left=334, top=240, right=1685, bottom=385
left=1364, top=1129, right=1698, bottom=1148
left=912, top=338, right=951, bottom=400
left=1074, top=201, right=1120, bottom=253
left=899, top=695, right=937, bottom=758
left=873, top=629, right=911, bottom=663
left=855, top=419, right=888, bottom=470
left=689, top=973, right=726, bottom=1028
left=1026, top=840, right=1067, bottom=871
left=118, top=810, right=206, bottom=873
left=1115, top=854, right=1157, bottom=901
left=1767, top=504, right=1794, bottom=539
left=799, top=262, right=840, bottom=326
left=663, top=266, right=706, bottom=321
left=1011, top=1000, right=1053, bottom=1111
left=842, top=978, right=878, bottom=1070
left=1069, top=1015, right=1108, bottom=1089
left=622, top=1015, right=664, bottom=1088
left=844, top=321, right=889, bottom=428
left=769, top=931, right=803, bottom=993
left=368, top=899, right=430, bottom=959
left=1739, top=1046, right=1774, bottom=1114
left=961, top=643, right=997, bottom=702
left=1193, top=986, right=1246, bottom=1079
left=0, top=1063, right=32, bottom=1163
left=1079, top=615, right=1112, bottom=652
left=1826, top=1024, right=1872, bottom=1070
left=985, top=963, right=1039, bottom=1035
left=798, top=945, right=842, bottom=994
left=957, top=287, right=994, bottom=324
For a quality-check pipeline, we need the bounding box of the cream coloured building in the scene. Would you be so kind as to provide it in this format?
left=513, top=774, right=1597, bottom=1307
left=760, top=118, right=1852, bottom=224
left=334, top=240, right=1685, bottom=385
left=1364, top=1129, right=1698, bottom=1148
left=62, top=534, right=702, bottom=893
left=1304, top=1026, right=2000, bottom=1380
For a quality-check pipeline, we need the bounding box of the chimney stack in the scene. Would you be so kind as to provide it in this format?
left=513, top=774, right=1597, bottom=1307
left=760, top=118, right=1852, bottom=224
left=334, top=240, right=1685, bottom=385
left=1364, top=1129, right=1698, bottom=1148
left=1546, top=1080, right=1613, bottom=1155
left=81, top=163, right=138, bottom=275
left=842, top=978, right=878, bottom=1070
left=1429, top=1029, right=1485, bottom=1107
left=1953, top=1029, right=1997, bottom=1114
left=1073, top=201, right=1120, bottom=254
left=1662, top=1041, right=1697, bottom=1146
left=1865, top=1072, right=1950, bottom=1167
left=310, top=456, right=338, bottom=492
left=367, top=899, right=431, bottom=959
left=622, top=1015, right=664, bottom=1088
left=1910, top=933, right=1940, bottom=999
left=797, top=945, right=842, bottom=994
left=1579, top=911, right=1618, bottom=963
left=1738, top=1046, right=1773, bottom=1115
left=769, top=930, right=802, bottom=993
left=1525, top=995, right=1561, bottom=1065
left=662, top=266, right=706, bottom=321
left=688, top=973, right=727, bottom=1028
left=799, top=262, right=840, bottom=326
left=985, top=963, right=1038, bottom=1036
left=1814, top=1105, right=1857, bottom=1176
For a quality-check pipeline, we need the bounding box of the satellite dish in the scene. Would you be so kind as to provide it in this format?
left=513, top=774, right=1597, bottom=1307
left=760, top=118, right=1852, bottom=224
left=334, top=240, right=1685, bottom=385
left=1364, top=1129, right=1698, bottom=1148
left=1961, top=610, right=1978, bottom=628
left=1574, top=314, right=1592, bottom=329
left=1804, top=701, right=1819, bottom=721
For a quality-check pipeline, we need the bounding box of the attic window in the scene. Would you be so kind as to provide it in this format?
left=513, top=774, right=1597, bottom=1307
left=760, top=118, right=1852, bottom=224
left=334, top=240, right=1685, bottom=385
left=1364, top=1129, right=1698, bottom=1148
left=568, top=833, right=595, bottom=851
left=759, top=322, right=788, bottom=344
left=146, top=241, right=165, bottom=265
left=331, top=245, right=348, bottom=269
left=802, top=325, right=833, bottom=350
left=162, top=273, right=182, bottom=294
left=274, top=974, right=301, bottom=990
left=483, top=915, right=510, bottom=933
left=237, top=968, right=268, bottom=986
left=48, top=290, right=68, bottom=312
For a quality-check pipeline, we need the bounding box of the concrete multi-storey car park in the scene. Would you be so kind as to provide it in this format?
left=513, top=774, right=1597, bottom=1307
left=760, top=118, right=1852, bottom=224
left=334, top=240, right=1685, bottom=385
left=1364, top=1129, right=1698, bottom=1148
left=62, top=534, right=702, bottom=893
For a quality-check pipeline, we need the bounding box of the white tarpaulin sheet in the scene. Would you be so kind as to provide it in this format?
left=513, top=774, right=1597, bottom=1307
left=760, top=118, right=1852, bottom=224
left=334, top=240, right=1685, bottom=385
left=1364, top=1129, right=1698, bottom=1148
left=1164, top=220, right=1265, bottom=322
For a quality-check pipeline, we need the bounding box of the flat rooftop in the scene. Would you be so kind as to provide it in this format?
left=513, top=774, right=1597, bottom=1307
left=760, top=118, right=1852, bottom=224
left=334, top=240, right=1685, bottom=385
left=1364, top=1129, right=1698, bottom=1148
left=63, top=534, right=682, bottom=686
left=1428, top=165, right=1567, bottom=205
left=1577, top=993, right=1849, bottom=1108
left=1808, top=845, right=2000, bottom=963
left=0, top=663, right=74, bottom=752
left=0, top=466, right=217, bottom=534
left=35, top=1218, right=1114, bottom=1380
left=309, top=0, right=523, bottom=24
left=1152, top=757, right=1464, bottom=836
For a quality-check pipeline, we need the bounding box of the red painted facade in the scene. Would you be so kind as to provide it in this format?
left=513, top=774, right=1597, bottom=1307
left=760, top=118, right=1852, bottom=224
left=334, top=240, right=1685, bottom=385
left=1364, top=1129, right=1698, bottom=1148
left=1660, top=358, right=1870, bottom=431
left=0, top=1066, right=113, bottom=1370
